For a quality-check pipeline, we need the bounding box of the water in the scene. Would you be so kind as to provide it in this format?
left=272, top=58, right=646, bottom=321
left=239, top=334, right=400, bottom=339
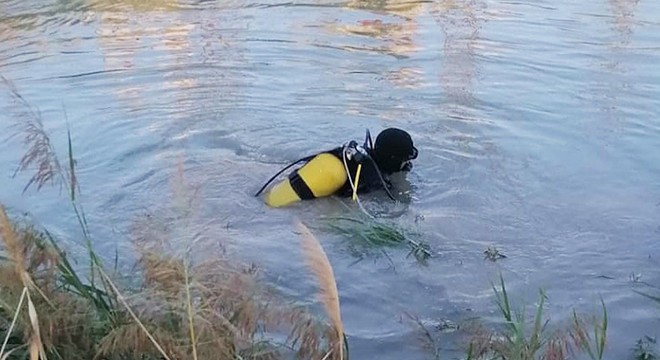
left=1, top=0, right=659, bottom=358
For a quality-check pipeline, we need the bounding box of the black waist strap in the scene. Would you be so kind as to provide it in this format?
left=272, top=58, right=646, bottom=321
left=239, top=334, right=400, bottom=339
left=289, top=170, right=315, bottom=200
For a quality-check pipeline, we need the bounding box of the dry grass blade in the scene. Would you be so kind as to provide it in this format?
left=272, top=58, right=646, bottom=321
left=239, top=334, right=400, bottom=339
left=0, top=206, right=48, bottom=360
left=405, top=312, right=441, bottom=360
left=295, top=220, right=344, bottom=360
left=0, top=207, right=53, bottom=307
left=1, top=346, right=24, bottom=360
left=96, top=266, right=172, bottom=360
left=0, top=287, right=27, bottom=358
left=321, top=349, right=334, bottom=360
left=26, top=291, right=47, bottom=360
left=184, top=265, right=199, bottom=360
left=0, top=206, right=29, bottom=285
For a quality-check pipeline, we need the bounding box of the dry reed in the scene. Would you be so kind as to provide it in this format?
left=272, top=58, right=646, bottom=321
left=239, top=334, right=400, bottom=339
left=0, top=206, right=47, bottom=360
left=296, top=220, right=345, bottom=360
left=1, top=75, right=65, bottom=194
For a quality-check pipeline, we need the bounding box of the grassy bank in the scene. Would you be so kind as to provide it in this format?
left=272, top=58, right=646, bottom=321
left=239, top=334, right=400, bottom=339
left=0, top=203, right=344, bottom=360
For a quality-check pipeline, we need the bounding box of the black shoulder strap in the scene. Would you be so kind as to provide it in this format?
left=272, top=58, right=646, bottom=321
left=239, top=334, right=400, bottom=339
left=255, top=145, right=339, bottom=197
left=254, top=154, right=317, bottom=197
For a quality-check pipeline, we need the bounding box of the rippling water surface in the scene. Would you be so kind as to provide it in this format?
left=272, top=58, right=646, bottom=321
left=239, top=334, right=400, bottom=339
left=1, top=0, right=660, bottom=358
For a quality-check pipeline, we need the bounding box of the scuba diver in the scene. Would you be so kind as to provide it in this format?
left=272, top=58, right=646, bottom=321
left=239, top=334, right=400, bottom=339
left=255, top=127, right=418, bottom=207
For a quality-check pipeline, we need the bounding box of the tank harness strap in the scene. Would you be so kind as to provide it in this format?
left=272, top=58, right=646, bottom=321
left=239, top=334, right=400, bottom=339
left=254, top=154, right=317, bottom=197
left=289, top=169, right=315, bottom=200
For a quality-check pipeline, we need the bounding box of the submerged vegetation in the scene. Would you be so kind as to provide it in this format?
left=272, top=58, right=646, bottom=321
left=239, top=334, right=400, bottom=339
left=634, top=336, right=658, bottom=360
left=483, top=246, right=507, bottom=262
left=632, top=282, right=660, bottom=360
left=322, top=213, right=432, bottom=265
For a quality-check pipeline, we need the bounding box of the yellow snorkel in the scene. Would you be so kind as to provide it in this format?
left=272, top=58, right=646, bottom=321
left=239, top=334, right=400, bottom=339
left=352, top=163, right=362, bottom=201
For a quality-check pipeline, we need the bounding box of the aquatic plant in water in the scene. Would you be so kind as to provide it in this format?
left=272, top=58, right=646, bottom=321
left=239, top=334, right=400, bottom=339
left=634, top=336, right=658, bottom=360
left=322, top=212, right=432, bottom=265
left=465, top=275, right=608, bottom=360
left=633, top=283, right=660, bottom=360
left=406, top=274, right=609, bottom=360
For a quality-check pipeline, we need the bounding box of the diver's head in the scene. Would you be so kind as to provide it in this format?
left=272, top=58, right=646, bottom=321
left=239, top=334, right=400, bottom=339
left=372, top=128, right=418, bottom=174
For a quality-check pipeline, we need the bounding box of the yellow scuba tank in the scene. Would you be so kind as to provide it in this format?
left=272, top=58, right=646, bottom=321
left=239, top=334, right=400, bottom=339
left=264, top=153, right=347, bottom=207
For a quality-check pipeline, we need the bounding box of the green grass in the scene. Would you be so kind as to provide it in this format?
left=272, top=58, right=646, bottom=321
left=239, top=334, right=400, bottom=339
left=460, top=274, right=608, bottom=360
left=322, top=213, right=432, bottom=265
left=571, top=299, right=608, bottom=360
left=634, top=336, right=658, bottom=360
left=633, top=283, right=660, bottom=360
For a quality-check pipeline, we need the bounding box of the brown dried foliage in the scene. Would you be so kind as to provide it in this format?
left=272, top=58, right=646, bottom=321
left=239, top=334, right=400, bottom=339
left=296, top=220, right=344, bottom=360
left=1, top=75, right=66, bottom=194
left=1, top=194, right=335, bottom=360
left=89, top=163, right=337, bottom=360
left=1, top=206, right=94, bottom=360
left=543, top=337, right=570, bottom=360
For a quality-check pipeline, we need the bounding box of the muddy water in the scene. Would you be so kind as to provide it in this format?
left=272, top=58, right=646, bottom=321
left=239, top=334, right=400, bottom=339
left=1, top=0, right=659, bottom=358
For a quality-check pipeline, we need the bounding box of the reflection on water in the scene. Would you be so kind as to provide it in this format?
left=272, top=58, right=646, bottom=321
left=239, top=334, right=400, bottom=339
left=586, top=0, right=641, bottom=136
left=338, top=0, right=425, bottom=87
left=342, top=0, right=423, bottom=58
left=428, top=0, right=499, bottom=171
left=91, top=0, right=179, bottom=12
left=608, top=0, right=639, bottom=45
left=432, top=0, right=484, bottom=111
left=90, top=0, right=247, bottom=137
left=0, top=2, right=51, bottom=69
left=318, top=0, right=429, bottom=122
left=94, top=0, right=196, bottom=113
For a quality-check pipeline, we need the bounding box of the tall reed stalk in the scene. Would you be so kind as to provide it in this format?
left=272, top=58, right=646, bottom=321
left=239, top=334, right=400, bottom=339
left=296, top=220, right=346, bottom=360
left=0, top=206, right=48, bottom=360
